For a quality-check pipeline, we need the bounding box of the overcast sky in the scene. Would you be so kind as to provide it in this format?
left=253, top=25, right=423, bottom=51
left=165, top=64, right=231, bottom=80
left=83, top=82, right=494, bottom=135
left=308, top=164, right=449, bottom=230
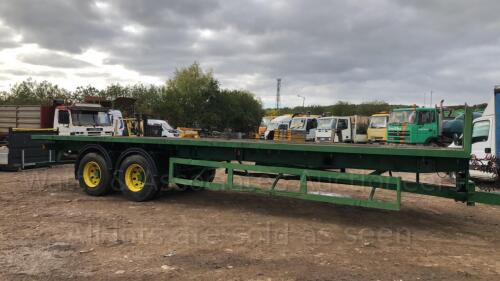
left=0, top=0, right=499, bottom=108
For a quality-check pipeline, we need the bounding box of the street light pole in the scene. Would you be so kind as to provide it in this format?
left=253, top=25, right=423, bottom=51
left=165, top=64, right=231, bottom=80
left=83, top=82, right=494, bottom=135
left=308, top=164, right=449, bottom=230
left=297, top=94, right=305, bottom=107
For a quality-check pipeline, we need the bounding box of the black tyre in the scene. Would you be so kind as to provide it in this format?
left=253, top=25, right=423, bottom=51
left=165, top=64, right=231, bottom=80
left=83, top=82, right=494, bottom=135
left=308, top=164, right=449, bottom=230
left=77, top=152, right=112, bottom=196
left=118, top=154, right=159, bottom=202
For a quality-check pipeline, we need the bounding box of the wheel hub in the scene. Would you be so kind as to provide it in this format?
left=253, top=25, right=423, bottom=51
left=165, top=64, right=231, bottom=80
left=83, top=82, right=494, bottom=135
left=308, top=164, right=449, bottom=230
left=125, top=164, right=146, bottom=192
left=83, top=161, right=101, bottom=188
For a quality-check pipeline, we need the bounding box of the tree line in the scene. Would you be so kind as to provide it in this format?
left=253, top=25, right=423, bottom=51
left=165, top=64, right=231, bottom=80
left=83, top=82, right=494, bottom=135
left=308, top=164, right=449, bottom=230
left=268, top=100, right=487, bottom=118
left=267, top=101, right=403, bottom=117
left=3, top=62, right=478, bottom=132
left=0, top=63, right=264, bottom=133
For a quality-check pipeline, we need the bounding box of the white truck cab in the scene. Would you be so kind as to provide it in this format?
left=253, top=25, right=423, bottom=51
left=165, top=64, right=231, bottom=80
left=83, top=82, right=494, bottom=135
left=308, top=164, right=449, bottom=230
left=264, top=115, right=292, bottom=140
left=289, top=116, right=318, bottom=141
left=451, top=87, right=500, bottom=182
left=315, top=116, right=368, bottom=143
left=468, top=93, right=497, bottom=181
left=315, top=116, right=351, bottom=143
left=54, top=104, right=114, bottom=136
left=147, top=119, right=180, bottom=138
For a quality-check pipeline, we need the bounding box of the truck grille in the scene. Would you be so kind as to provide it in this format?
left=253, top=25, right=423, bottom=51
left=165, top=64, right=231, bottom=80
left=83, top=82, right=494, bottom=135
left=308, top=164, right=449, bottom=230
left=387, top=130, right=409, bottom=143
left=86, top=127, right=103, bottom=136
left=388, top=131, right=409, bottom=136
left=87, top=131, right=102, bottom=136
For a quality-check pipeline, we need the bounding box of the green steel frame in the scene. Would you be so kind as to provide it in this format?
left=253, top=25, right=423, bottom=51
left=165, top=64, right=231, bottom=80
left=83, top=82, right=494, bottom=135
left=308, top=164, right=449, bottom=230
left=32, top=108, right=500, bottom=210
left=169, top=157, right=403, bottom=210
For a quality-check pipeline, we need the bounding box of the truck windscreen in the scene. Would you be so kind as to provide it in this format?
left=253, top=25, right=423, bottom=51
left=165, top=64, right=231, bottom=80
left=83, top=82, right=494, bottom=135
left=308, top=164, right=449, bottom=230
left=318, top=118, right=336, bottom=129
left=290, top=118, right=306, bottom=130
left=389, top=110, right=415, bottom=124
left=370, top=116, right=387, bottom=128
left=72, top=111, right=111, bottom=126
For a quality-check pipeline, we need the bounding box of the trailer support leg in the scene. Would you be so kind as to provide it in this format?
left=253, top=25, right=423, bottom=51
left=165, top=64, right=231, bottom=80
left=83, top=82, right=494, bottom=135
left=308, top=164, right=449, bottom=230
left=369, top=187, right=377, bottom=200
left=271, top=174, right=282, bottom=191
left=227, top=167, right=234, bottom=190
left=21, top=149, right=25, bottom=170
left=193, top=167, right=208, bottom=181
left=300, top=172, right=307, bottom=194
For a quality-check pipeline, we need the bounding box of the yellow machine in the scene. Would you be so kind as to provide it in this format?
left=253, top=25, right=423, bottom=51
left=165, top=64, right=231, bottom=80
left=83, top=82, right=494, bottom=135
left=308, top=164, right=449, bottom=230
left=177, top=127, right=200, bottom=138
left=123, top=118, right=144, bottom=137
left=367, top=112, right=389, bottom=142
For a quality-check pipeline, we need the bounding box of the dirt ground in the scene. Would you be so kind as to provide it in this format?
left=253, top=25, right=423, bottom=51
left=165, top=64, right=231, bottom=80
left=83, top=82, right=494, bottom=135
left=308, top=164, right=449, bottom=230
left=1, top=165, right=500, bottom=281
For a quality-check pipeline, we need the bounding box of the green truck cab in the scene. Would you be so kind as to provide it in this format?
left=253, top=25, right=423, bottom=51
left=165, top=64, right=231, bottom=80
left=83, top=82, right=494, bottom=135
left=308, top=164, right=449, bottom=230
left=387, top=107, right=441, bottom=144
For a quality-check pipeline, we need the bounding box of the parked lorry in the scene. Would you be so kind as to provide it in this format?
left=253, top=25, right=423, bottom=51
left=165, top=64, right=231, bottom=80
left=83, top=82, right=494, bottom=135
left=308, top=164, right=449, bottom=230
left=315, top=115, right=369, bottom=143
left=32, top=107, right=500, bottom=211
left=367, top=112, right=389, bottom=143
left=0, top=101, right=114, bottom=169
left=387, top=103, right=448, bottom=145
left=0, top=102, right=114, bottom=138
left=464, top=86, right=500, bottom=181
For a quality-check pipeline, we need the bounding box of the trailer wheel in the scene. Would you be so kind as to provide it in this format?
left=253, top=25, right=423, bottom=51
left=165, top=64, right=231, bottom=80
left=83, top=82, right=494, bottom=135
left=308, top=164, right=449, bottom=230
left=77, top=152, right=112, bottom=196
left=118, top=154, right=159, bottom=201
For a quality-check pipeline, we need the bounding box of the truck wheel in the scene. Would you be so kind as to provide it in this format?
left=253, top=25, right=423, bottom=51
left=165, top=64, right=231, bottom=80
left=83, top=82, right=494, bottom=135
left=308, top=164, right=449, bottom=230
left=118, top=154, right=159, bottom=202
left=77, top=152, right=112, bottom=196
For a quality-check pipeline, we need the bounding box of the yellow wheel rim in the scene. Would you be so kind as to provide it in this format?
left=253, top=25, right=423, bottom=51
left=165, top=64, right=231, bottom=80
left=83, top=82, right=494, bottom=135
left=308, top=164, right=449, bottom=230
left=83, top=161, right=101, bottom=188
left=125, top=164, right=146, bottom=192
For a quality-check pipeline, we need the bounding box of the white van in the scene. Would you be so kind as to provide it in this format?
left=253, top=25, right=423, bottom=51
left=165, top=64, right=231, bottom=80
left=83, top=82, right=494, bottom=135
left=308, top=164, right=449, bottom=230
left=147, top=119, right=180, bottom=138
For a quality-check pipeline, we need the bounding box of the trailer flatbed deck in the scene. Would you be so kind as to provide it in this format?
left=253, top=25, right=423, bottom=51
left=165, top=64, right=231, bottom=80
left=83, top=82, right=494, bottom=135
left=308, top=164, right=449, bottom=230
left=33, top=109, right=500, bottom=210
left=37, top=134, right=466, bottom=156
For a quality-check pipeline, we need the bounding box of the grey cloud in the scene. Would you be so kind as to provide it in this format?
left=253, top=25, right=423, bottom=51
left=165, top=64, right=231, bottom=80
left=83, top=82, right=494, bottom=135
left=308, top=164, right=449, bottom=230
left=0, top=23, right=21, bottom=49
left=2, top=68, right=67, bottom=78
left=3, top=69, right=31, bottom=76
left=1, top=0, right=500, bottom=106
left=18, top=52, right=92, bottom=68
left=0, top=0, right=116, bottom=53
left=111, top=0, right=220, bottom=27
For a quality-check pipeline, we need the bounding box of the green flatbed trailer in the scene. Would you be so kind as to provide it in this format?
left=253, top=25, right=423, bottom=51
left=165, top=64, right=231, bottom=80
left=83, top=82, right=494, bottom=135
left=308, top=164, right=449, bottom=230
left=33, top=109, right=500, bottom=211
